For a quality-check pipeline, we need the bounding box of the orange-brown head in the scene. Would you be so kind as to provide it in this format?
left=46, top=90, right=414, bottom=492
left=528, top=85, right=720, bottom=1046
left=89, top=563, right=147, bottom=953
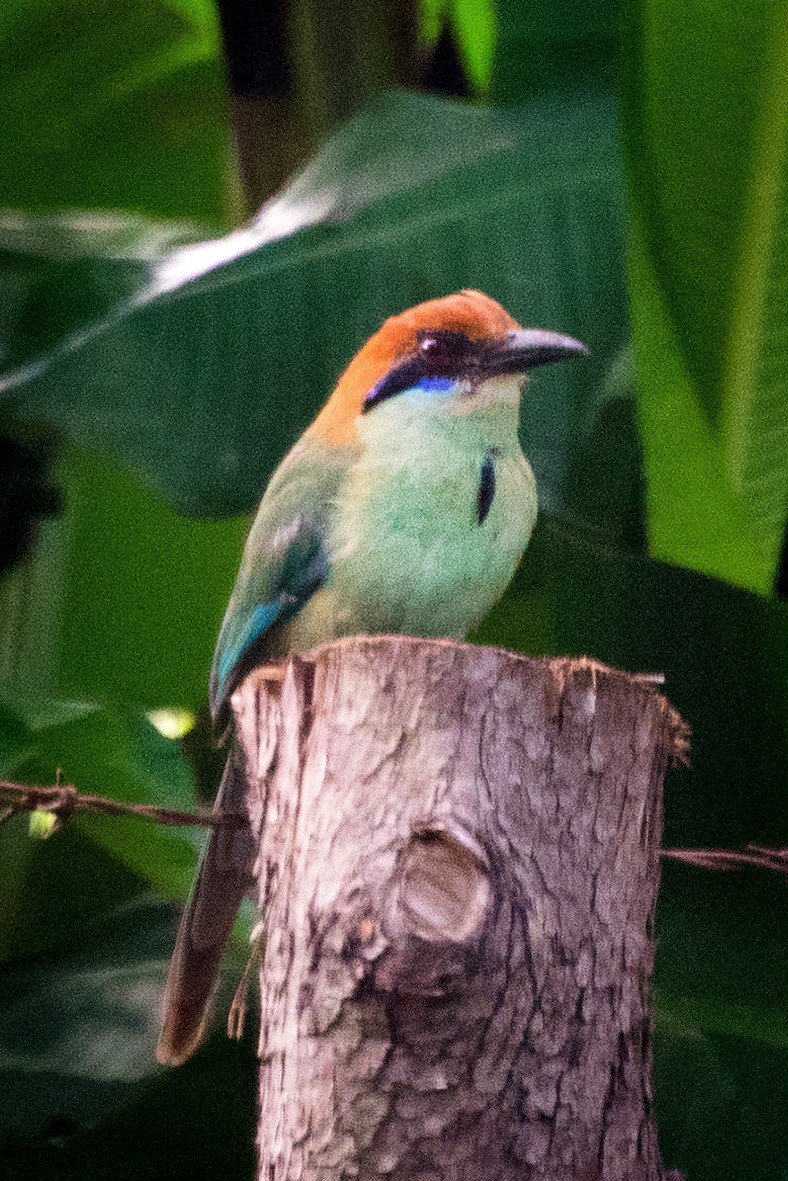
left=308, top=290, right=586, bottom=447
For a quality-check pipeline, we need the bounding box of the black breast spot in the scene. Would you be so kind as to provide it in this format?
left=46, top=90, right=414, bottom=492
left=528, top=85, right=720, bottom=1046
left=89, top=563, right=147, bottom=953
left=476, top=452, right=496, bottom=525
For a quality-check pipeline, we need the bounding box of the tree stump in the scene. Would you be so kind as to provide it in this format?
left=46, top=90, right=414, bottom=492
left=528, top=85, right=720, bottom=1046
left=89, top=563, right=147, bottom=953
left=232, top=636, right=688, bottom=1181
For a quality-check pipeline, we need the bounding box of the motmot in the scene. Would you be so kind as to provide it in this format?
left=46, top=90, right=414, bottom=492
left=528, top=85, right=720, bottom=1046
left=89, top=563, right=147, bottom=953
left=157, top=289, right=585, bottom=1065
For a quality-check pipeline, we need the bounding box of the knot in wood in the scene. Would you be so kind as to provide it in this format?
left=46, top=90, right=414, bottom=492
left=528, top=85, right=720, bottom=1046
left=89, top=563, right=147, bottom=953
left=373, top=826, right=492, bottom=997
left=390, top=827, right=491, bottom=943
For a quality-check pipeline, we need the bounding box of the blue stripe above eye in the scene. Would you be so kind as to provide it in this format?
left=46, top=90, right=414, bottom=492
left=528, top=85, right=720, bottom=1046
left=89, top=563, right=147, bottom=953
left=416, top=376, right=455, bottom=393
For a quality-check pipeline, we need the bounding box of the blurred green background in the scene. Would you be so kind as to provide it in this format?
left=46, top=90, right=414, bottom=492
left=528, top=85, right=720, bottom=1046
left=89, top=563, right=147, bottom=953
left=0, top=1, right=786, bottom=1177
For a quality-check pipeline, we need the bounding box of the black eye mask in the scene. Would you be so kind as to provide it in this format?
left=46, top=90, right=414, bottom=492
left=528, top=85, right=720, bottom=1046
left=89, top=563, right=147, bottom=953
left=363, top=330, right=476, bottom=412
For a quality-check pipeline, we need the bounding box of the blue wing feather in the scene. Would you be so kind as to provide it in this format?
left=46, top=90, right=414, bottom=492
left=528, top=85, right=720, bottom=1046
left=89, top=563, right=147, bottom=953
left=214, top=601, right=286, bottom=699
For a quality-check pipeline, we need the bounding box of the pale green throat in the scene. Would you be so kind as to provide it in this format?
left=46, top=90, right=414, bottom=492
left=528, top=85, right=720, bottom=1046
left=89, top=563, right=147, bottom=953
left=286, top=376, right=537, bottom=650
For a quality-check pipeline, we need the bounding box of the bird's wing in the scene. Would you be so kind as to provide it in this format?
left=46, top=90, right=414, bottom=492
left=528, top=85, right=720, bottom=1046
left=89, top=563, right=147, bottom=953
left=209, top=435, right=351, bottom=721
left=157, top=436, right=352, bottom=1066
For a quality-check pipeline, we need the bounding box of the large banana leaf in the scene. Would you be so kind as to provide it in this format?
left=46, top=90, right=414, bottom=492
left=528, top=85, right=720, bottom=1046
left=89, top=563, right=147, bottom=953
left=1, top=90, right=629, bottom=528
left=492, top=0, right=620, bottom=103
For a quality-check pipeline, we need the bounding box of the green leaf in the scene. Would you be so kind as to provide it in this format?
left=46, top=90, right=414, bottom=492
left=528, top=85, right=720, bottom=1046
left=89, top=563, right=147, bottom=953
left=0, top=896, right=257, bottom=1179
left=655, top=899, right=788, bottom=1181
left=51, top=449, right=246, bottom=708
left=1, top=1028, right=257, bottom=1181
left=621, top=1, right=788, bottom=592
left=0, top=815, right=143, bottom=963
left=10, top=699, right=200, bottom=893
left=0, top=699, right=34, bottom=773
left=491, top=0, right=620, bottom=104
left=0, top=439, right=247, bottom=709
left=654, top=1025, right=788, bottom=1181
left=0, top=899, right=172, bottom=1134
left=629, top=228, right=775, bottom=594
left=723, top=42, right=788, bottom=582
left=0, top=0, right=228, bottom=222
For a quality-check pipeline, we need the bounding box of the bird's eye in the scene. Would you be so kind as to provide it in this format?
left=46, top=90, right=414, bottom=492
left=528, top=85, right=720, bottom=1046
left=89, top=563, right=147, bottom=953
left=419, top=335, right=447, bottom=361
left=417, top=330, right=468, bottom=370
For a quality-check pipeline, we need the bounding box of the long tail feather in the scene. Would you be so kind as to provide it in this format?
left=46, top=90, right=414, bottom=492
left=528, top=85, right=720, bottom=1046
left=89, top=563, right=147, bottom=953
left=157, top=746, right=255, bottom=1065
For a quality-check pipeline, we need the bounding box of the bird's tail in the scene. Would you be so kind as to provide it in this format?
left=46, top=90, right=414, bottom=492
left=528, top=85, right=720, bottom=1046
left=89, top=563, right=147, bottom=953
left=156, top=745, right=255, bottom=1066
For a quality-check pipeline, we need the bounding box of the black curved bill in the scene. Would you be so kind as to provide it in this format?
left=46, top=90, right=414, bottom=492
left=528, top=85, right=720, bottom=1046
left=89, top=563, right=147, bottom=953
left=481, top=328, right=588, bottom=375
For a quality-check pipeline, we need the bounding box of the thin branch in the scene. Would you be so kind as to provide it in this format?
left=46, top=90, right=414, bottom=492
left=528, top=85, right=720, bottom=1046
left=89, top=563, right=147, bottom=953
left=0, top=779, right=244, bottom=832
left=663, top=844, right=788, bottom=875
left=1, top=779, right=784, bottom=878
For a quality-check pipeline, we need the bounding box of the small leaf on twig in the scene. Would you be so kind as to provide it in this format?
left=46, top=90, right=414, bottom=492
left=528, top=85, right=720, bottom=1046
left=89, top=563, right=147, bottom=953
left=28, top=808, right=59, bottom=839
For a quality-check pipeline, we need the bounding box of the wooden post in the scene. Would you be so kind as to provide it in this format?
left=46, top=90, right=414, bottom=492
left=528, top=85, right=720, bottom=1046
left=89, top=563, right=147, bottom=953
left=232, top=636, right=688, bottom=1181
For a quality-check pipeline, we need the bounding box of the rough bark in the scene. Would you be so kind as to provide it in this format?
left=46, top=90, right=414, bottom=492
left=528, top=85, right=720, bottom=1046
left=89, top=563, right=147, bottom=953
left=232, top=636, right=688, bottom=1181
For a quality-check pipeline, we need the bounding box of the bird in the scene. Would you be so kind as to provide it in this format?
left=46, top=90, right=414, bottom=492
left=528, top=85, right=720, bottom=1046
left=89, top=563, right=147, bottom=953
left=156, top=289, right=586, bottom=1065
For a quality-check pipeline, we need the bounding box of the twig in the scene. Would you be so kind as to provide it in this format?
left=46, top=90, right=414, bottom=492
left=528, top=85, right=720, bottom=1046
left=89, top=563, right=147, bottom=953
left=0, top=779, right=245, bottom=833
left=1, top=780, right=784, bottom=877
left=663, top=844, right=788, bottom=874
